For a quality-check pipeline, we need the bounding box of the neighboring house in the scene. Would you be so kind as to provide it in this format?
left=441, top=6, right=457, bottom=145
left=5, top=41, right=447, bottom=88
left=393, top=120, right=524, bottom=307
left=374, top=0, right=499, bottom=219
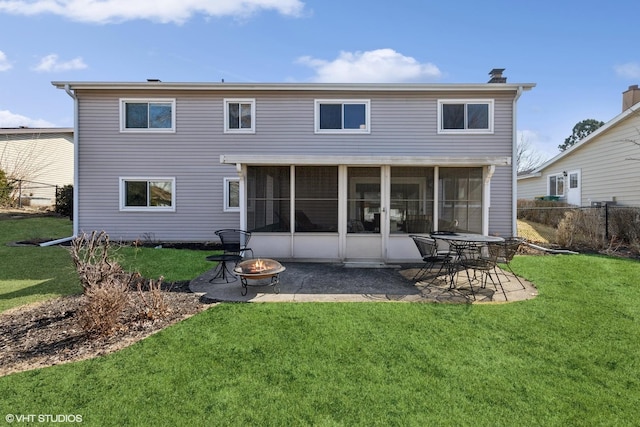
left=518, top=85, right=640, bottom=207
left=0, top=127, right=74, bottom=206
left=53, top=69, right=534, bottom=262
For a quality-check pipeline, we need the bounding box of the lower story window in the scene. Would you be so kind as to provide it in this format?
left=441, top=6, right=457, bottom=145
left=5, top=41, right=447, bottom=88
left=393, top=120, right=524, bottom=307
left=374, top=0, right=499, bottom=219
left=120, top=178, right=175, bottom=211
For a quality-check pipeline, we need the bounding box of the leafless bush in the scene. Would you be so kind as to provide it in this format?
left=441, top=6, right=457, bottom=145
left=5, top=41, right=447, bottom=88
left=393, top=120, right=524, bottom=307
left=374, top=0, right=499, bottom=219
left=136, top=276, right=171, bottom=320
left=517, top=199, right=571, bottom=227
left=71, top=231, right=137, bottom=336
left=71, top=231, right=175, bottom=336
left=557, top=209, right=605, bottom=249
left=70, top=231, right=129, bottom=293
left=76, top=278, right=131, bottom=336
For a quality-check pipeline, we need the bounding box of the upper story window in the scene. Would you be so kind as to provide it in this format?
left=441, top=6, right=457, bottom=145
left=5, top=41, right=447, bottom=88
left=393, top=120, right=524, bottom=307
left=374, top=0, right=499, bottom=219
left=315, top=100, right=370, bottom=133
left=224, top=99, right=255, bottom=133
left=438, top=99, right=494, bottom=134
left=120, top=99, right=175, bottom=132
left=119, top=177, right=176, bottom=212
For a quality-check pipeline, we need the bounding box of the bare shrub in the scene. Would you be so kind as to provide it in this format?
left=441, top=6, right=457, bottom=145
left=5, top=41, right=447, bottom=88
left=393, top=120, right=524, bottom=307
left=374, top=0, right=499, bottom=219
left=557, top=209, right=605, bottom=249
left=76, top=278, right=131, bottom=336
left=517, top=199, right=571, bottom=227
left=71, top=231, right=138, bottom=336
left=136, top=276, right=171, bottom=320
left=71, top=231, right=175, bottom=336
left=70, top=231, right=128, bottom=293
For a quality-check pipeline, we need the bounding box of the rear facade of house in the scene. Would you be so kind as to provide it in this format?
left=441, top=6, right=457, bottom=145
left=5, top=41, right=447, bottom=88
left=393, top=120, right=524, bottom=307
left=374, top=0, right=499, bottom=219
left=54, top=75, right=533, bottom=262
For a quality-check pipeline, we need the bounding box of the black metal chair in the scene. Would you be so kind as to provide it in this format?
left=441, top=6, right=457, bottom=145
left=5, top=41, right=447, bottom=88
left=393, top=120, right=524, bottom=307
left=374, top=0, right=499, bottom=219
left=215, top=229, right=253, bottom=259
left=206, top=229, right=253, bottom=283
left=409, top=235, right=452, bottom=284
left=460, top=242, right=507, bottom=301
left=492, top=237, right=526, bottom=289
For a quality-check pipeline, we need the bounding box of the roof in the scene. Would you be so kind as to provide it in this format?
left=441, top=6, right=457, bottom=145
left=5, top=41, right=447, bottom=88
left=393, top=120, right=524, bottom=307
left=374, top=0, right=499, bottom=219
left=518, top=101, right=640, bottom=180
left=0, top=127, right=74, bottom=135
left=52, top=81, right=535, bottom=93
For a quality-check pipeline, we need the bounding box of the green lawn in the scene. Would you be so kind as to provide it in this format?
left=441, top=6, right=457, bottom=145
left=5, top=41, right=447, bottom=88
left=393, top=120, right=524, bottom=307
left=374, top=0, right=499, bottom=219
left=0, top=215, right=81, bottom=312
left=1, top=216, right=640, bottom=425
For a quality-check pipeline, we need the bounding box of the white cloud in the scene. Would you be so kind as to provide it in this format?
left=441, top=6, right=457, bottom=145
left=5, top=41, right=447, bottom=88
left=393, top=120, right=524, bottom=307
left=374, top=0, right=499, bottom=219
left=296, top=49, right=441, bottom=83
left=0, top=50, right=12, bottom=71
left=0, top=110, right=55, bottom=128
left=0, top=0, right=305, bottom=24
left=614, top=62, right=640, bottom=79
left=32, top=54, right=87, bottom=72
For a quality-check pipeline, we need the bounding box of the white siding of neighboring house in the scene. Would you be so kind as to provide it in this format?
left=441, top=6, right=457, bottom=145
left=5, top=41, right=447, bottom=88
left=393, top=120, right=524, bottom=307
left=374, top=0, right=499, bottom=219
left=517, top=110, right=640, bottom=206
left=73, top=88, right=518, bottom=244
left=0, top=130, right=74, bottom=206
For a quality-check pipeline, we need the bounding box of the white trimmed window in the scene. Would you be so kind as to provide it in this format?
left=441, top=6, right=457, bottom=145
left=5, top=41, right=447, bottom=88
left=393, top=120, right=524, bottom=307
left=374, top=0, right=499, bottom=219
left=224, top=177, right=240, bottom=212
left=438, top=99, right=494, bottom=134
left=120, top=99, right=176, bottom=132
left=224, top=99, right=255, bottom=133
left=119, top=178, right=176, bottom=211
left=548, top=174, right=564, bottom=196
left=315, top=99, right=370, bottom=133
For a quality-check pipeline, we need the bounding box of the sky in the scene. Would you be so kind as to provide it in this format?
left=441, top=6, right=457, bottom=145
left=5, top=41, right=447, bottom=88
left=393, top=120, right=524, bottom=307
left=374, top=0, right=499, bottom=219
left=1, top=0, right=639, bottom=161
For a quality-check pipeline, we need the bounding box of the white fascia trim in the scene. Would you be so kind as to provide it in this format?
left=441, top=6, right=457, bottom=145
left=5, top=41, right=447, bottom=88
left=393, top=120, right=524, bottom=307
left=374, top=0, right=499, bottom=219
left=53, top=81, right=536, bottom=93
left=220, top=154, right=511, bottom=166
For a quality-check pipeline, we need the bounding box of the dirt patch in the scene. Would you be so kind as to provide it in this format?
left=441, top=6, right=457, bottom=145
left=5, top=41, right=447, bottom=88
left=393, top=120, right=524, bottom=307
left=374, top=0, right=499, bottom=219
left=0, top=282, right=211, bottom=377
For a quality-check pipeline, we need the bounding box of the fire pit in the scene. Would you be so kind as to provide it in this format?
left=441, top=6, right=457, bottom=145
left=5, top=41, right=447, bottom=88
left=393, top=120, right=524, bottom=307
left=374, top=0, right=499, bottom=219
left=234, top=258, right=285, bottom=296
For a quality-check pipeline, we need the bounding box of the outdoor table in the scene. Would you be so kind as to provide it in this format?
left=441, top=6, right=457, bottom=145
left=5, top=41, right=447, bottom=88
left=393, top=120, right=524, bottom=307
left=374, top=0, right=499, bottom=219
left=206, top=253, right=243, bottom=283
left=430, top=233, right=505, bottom=288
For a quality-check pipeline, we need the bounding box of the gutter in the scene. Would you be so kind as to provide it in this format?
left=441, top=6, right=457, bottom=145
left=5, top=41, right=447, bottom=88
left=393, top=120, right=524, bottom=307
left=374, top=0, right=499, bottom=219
left=512, top=86, right=524, bottom=237
left=41, top=83, right=79, bottom=246
left=40, top=236, right=75, bottom=247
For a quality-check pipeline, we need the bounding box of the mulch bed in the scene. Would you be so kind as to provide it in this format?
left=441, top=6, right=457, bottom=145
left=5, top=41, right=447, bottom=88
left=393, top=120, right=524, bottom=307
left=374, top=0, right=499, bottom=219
left=0, top=282, right=211, bottom=377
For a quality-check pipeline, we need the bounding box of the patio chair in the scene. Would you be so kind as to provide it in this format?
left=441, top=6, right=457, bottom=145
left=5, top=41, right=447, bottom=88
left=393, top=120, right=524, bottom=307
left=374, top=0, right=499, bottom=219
left=460, top=242, right=507, bottom=301
left=215, top=229, right=253, bottom=259
left=206, top=229, right=254, bottom=284
left=491, top=237, right=526, bottom=289
left=409, top=235, right=452, bottom=284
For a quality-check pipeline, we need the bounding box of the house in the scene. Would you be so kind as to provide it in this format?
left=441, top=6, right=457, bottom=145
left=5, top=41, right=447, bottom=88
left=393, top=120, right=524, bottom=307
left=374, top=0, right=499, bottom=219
left=52, top=69, right=534, bottom=262
left=518, top=85, right=640, bottom=207
left=0, top=127, right=74, bottom=206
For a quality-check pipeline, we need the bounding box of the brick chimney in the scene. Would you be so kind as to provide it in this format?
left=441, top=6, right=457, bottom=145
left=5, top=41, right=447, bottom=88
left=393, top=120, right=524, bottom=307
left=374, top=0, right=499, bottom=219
left=488, top=68, right=506, bottom=83
left=622, top=85, right=640, bottom=111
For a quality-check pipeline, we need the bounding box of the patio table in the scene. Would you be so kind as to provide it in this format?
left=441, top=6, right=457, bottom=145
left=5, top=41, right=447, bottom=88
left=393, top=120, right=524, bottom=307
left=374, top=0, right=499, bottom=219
left=430, top=232, right=505, bottom=290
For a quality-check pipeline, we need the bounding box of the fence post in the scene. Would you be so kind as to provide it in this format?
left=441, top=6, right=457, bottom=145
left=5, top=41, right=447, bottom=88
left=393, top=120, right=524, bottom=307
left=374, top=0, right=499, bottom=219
left=605, top=203, right=609, bottom=241
left=18, top=179, right=22, bottom=208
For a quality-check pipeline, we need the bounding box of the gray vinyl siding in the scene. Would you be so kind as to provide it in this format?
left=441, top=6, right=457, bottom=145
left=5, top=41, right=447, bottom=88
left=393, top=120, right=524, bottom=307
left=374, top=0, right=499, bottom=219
left=75, top=88, right=516, bottom=241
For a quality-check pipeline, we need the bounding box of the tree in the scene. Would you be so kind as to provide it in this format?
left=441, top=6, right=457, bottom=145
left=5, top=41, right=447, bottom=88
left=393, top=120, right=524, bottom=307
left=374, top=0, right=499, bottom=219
left=516, top=134, right=546, bottom=174
left=558, top=119, right=604, bottom=151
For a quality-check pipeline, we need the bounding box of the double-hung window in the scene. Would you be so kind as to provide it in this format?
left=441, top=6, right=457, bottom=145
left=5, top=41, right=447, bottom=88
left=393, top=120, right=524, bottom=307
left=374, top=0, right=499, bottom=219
left=224, top=99, right=255, bottom=133
left=315, top=100, right=370, bottom=133
left=438, top=99, right=493, bottom=134
left=120, top=178, right=175, bottom=211
left=120, top=99, right=175, bottom=132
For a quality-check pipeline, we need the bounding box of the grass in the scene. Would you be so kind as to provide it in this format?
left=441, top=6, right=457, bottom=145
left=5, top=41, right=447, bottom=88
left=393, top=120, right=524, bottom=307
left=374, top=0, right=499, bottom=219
left=1, top=216, right=640, bottom=425
left=116, top=246, right=212, bottom=283
left=0, top=215, right=81, bottom=312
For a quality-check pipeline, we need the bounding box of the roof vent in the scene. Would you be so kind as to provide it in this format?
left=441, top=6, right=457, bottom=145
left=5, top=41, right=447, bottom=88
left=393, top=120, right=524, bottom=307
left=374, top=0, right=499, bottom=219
left=488, top=68, right=506, bottom=83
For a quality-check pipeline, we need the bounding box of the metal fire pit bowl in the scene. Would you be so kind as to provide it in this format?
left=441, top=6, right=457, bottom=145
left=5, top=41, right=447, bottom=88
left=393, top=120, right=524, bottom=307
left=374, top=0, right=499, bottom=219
left=234, top=258, right=285, bottom=296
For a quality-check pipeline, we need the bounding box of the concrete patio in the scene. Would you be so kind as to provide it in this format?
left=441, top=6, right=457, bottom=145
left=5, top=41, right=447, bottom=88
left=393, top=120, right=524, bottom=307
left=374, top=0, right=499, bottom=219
left=189, top=262, right=538, bottom=304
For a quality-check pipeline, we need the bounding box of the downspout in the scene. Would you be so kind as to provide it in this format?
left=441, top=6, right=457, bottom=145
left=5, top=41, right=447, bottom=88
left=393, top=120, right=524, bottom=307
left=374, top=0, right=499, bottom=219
left=41, top=84, right=78, bottom=246
left=511, top=86, right=524, bottom=237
